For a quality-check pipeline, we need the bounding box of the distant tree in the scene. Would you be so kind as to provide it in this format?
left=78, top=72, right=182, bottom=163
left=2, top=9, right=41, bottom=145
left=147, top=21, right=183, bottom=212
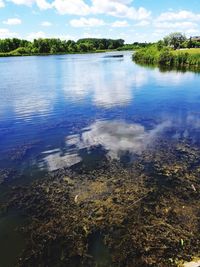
left=163, top=32, right=187, bottom=50
left=68, top=41, right=77, bottom=52
left=33, top=38, right=50, bottom=53
left=98, top=42, right=105, bottom=50
left=0, top=37, right=126, bottom=55
left=77, top=43, right=88, bottom=52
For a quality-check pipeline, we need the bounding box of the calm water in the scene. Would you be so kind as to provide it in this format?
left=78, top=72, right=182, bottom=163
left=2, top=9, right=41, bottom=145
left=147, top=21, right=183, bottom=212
left=1, top=52, right=200, bottom=179
left=0, top=51, right=200, bottom=266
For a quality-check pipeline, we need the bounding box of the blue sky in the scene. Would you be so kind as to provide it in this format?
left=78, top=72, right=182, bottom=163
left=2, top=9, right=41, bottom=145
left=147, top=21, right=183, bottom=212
left=0, top=0, right=200, bottom=43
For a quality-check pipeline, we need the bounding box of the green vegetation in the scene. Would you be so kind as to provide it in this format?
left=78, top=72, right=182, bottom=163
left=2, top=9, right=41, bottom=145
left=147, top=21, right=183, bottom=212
left=0, top=37, right=151, bottom=57
left=0, top=38, right=125, bottom=56
left=117, top=42, right=152, bottom=51
left=133, top=33, right=200, bottom=68
left=163, top=32, right=187, bottom=50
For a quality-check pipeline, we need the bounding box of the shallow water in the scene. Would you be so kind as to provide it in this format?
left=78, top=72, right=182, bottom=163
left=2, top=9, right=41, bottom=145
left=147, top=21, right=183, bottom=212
left=0, top=52, right=200, bottom=266
left=0, top=211, right=26, bottom=267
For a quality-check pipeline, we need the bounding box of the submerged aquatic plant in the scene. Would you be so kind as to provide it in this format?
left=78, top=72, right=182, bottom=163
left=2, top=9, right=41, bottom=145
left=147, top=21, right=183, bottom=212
left=7, top=140, right=200, bottom=267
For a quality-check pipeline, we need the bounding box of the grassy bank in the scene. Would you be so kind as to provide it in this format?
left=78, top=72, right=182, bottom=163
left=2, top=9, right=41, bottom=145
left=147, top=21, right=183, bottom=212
left=133, top=45, right=200, bottom=68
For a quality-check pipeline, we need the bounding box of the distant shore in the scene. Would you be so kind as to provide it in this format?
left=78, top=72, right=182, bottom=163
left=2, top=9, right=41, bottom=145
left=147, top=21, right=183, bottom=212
left=0, top=37, right=145, bottom=58
left=0, top=49, right=107, bottom=57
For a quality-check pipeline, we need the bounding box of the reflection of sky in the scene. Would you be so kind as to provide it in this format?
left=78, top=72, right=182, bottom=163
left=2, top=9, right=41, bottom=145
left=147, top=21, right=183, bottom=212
left=151, top=69, right=194, bottom=85
left=0, top=53, right=199, bottom=121
left=61, top=55, right=147, bottom=107
left=0, top=57, right=57, bottom=121
left=43, top=119, right=170, bottom=171
left=42, top=152, right=82, bottom=171
left=66, top=120, right=171, bottom=158
left=1, top=52, right=200, bottom=174
left=42, top=113, right=200, bottom=171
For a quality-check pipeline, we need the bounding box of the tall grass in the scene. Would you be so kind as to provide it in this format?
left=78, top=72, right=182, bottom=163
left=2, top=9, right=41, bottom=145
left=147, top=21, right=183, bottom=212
left=133, top=45, right=200, bottom=68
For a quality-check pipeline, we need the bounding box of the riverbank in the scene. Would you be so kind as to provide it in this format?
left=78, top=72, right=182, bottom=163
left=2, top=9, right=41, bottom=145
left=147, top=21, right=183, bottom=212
left=133, top=46, right=200, bottom=68
left=0, top=49, right=109, bottom=57
left=4, top=139, right=200, bottom=267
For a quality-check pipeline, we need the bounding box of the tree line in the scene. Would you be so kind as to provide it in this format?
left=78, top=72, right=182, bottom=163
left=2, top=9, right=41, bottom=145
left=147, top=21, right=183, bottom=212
left=0, top=37, right=152, bottom=56
left=0, top=38, right=126, bottom=55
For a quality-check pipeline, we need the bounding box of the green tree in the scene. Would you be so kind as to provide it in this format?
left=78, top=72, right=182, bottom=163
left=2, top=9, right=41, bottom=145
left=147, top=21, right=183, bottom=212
left=164, top=32, right=186, bottom=50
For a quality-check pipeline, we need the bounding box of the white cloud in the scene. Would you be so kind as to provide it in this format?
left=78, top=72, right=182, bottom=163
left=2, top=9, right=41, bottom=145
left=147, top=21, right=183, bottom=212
left=111, top=20, right=129, bottom=27
left=0, top=28, right=18, bottom=38
left=155, top=21, right=198, bottom=29
left=52, top=0, right=90, bottom=15
left=8, top=0, right=151, bottom=22
left=135, top=20, right=150, bottom=26
left=41, top=21, right=52, bottom=26
left=70, top=17, right=105, bottom=27
left=51, top=0, right=151, bottom=20
left=0, top=0, right=5, bottom=8
left=9, top=0, right=34, bottom=6
left=157, top=10, right=200, bottom=22
left=26, top=31, right=46, bottom=40
left=3, top=18, right=22, bottom=25
left=153, top=10, right=200, bottom=39
left=36, top=0, right=51, bottom=9
left=91, top=0, right=151, bottom=20
left=9, top=0, right=51, bottom=9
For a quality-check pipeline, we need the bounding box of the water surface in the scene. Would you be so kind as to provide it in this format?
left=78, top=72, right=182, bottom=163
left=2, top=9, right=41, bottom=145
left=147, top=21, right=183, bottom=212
left=0, top=51, right=200, bottom=266
left=1, top=52, right=200, bottom=178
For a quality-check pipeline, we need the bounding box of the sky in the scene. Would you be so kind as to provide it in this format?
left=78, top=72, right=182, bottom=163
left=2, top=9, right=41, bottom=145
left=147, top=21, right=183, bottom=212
left=0, top=0, right=200, bottom=43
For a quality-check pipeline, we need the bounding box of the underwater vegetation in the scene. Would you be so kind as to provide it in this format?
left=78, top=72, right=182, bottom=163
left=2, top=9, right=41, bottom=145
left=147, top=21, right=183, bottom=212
left=4, top=139, right=200, bottom=267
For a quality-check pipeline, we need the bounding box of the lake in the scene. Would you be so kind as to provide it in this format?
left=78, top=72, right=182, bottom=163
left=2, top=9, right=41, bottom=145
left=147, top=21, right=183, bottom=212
left=0, top=52, right=200, bottom=266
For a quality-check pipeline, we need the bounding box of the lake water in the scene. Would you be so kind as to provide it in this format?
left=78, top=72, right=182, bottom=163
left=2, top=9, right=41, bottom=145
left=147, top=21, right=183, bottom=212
left=1, top=52, right=200, bottom=180
left=0, top=52, right=200, bottom=266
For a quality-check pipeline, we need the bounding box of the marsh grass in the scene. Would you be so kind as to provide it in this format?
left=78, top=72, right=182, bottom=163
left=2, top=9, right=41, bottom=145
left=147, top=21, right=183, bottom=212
left=133, top=45, right=200, bottom=68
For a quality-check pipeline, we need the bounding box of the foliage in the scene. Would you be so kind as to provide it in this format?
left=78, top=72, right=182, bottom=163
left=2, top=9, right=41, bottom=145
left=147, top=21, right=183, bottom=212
left=117, top=42, right=152, bottom=51
left=133, top=32, right=200, bottom=68
left=0, top=37, right=126, bottom=56
left=77, top=38, right=124, bottom=50
left=133, top=45, right=200, bottom=68
left=0, top=37, right=153, bottom=57
left=164, top=32, right=187, bottom=50
left=0, top=38, right=30, bottom=53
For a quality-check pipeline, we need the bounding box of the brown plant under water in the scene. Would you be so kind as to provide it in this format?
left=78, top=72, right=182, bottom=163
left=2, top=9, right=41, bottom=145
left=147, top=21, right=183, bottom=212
left=5, top=140, right=200, bottom=267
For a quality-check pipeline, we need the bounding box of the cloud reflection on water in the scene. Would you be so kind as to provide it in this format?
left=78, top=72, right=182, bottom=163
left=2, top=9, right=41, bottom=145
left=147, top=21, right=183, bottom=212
left=60, top=56, right=196, bottom=108
left=42, top=152, right=82, bottom=171
left=0, top=53, right=198, bottom=120
left=42, top=120, right=170, bottom=171
left=66, top=120, right=171, bottom=158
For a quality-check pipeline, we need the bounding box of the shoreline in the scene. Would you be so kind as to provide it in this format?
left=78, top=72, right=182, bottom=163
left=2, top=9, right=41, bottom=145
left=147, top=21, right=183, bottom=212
left=0, top=49, right=133, bottom=58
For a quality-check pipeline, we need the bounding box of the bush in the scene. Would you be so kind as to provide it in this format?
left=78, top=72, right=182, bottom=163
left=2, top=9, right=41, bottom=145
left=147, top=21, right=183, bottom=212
left=11, top=47, right=31, bottom=55
left=133, top=45, right=200, bottom=68
left=158, top=48, right=173, bottom=65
